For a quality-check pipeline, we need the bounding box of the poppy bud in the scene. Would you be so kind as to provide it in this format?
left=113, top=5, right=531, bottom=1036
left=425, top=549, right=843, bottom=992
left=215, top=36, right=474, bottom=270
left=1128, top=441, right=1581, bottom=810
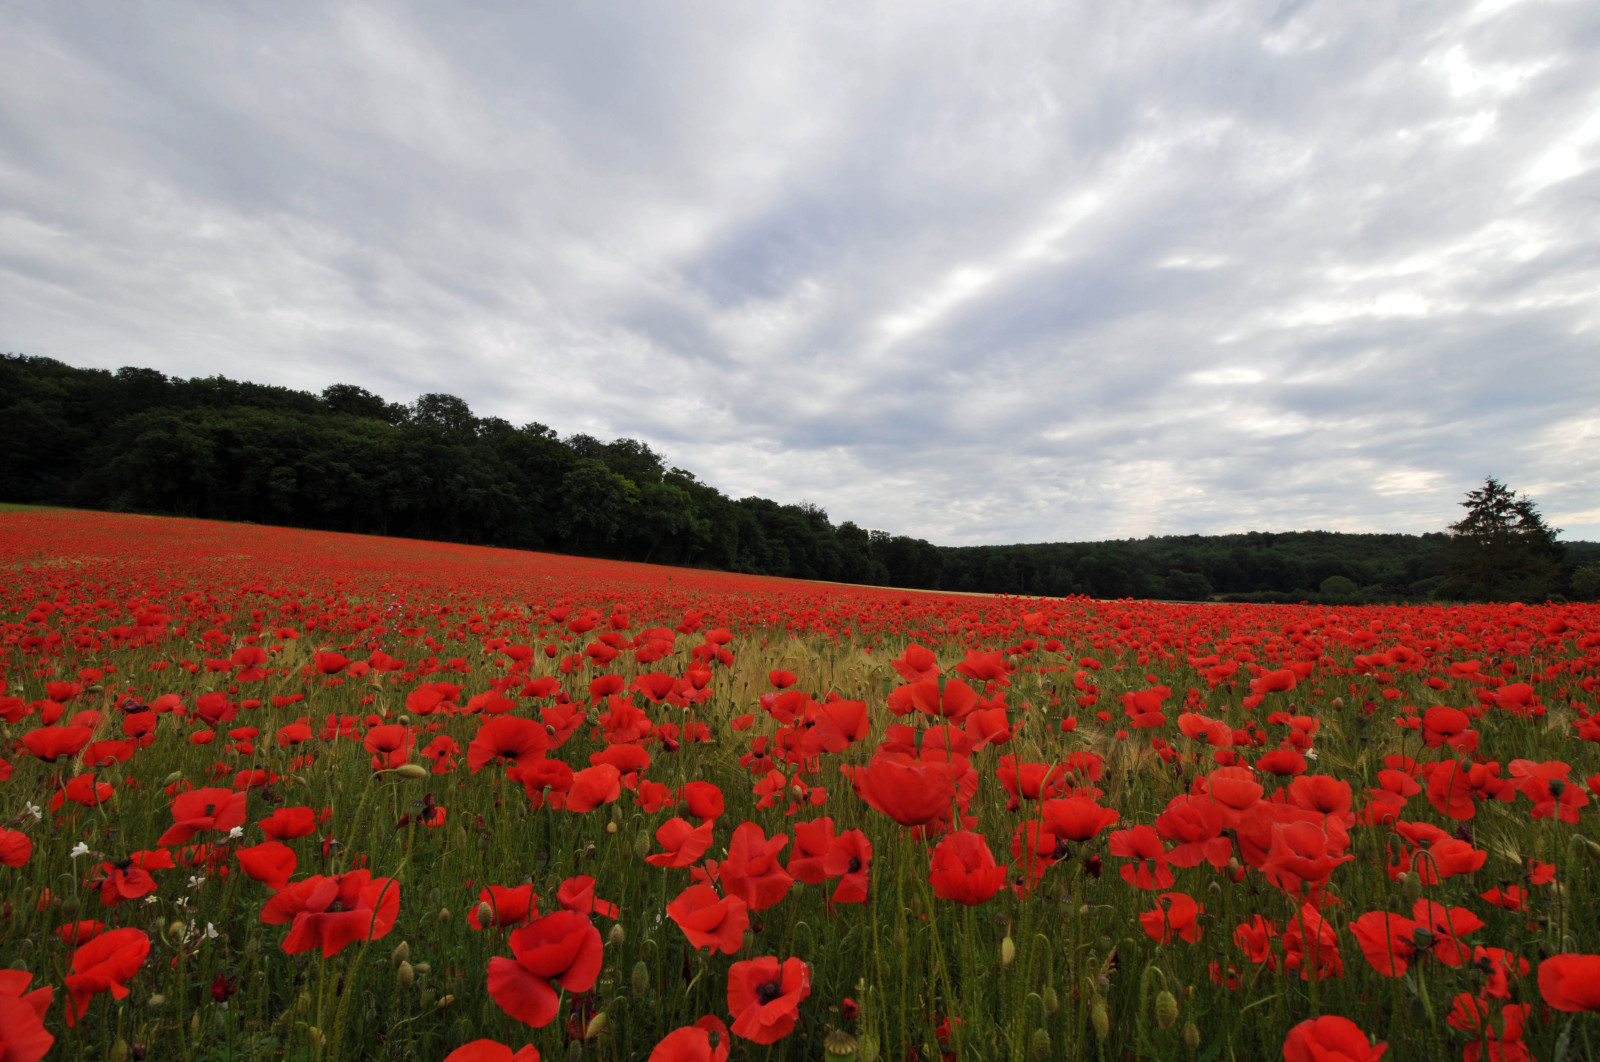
left=585, top=1011, right=608, bottom=1041
left=605, top=821, right=618, bottom=834
left=631, top=960, right=650, bottom=996
left=1091, top=1000, right=1110, bottom=1041
left=608, top=924, right=625, bottom=947
left=1330, top=697, right=1344, bottom=710
left=892, top=928, right=908, bottom=952
left=566, top=1041, right=584, bottom=1062
left=632, top=829, right=651, bottom=860
left=1042, top=985, right=1059, bottom=1014
left=166, top=920, right=187, bottom=946
left=391, top=941, right=410, bottom=967
left=163, top=771, right=183, bottom=787
left=148, top=994, right=167, bottom=1009
left=418, top=988, right=436, bottom=1010
left=191, top=1012, right=202, bottom=1039
left=1000, top=934, right=1016, bottom=967
left=436, top=994, right=454, bottom=1009
left=826, top=1030, right=860, bottom=1060
left=1184, top=1021, right=1201, bottom=1049
left=859, top=1033, right=879, bottom=1062
left=111, top=1039, right=132, bottom=1062
left=305, top=1027, right=325, bottom=1048
left=396, top=961, right=414, bottom=989
left=438, top=907, right=450, bottom=922
left=392, top=764, right=428, bottom=780
left=296, top=990, right=312, bottom=1015
left=476, top=901, right=495, bottom=926
left=1030, top=1028, right=1051, bottom=1062
left=451, top=824, right=469, bottom=848
left=1402, top=871, right=1422, bottom=904
left=1155, top=990, right=1178, bottom=1029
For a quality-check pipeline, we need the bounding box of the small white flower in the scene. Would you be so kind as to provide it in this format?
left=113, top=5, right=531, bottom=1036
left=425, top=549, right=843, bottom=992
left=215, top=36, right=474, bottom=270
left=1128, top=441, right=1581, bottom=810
left=23, top=802, right=42, bottom=820
left=1305, top=748, right=1319, bottom=761
left=227, top=826, right=245, bottom=840
left=188, top=875, right=206, bottom=890
left=69, top=842, right=90, bottom=859
left=143, top=895, right=160, bottom=905
left=206, top=922, right=219, bottom=939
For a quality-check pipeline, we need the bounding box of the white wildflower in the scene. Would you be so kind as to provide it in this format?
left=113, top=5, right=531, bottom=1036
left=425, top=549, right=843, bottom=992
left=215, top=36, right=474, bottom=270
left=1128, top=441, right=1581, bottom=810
left=69, top=841, right=90, bottom=859
left=1305, top=748, right=1319, bottom=761
left=227, top=826, right=245, bottom=840
left=143, top=895, right=160, bottom=905
left=23, top=802, right=42, bottom=820
left=206, top=922, right=219, bottom=939
left=188, top=875, right=206, bottom=890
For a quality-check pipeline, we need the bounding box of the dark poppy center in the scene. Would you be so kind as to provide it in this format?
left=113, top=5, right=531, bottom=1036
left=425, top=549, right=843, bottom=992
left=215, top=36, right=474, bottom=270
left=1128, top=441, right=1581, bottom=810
left=848, top=857, right=862, bottom=873
left=327, top=900, right=348, bottom=913
left=755, top=978, right=783, bottom=1005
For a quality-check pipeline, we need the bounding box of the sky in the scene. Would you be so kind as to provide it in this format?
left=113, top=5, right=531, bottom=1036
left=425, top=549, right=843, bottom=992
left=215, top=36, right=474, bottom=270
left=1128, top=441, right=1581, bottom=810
left=3, top=1, right=1598, bottom=546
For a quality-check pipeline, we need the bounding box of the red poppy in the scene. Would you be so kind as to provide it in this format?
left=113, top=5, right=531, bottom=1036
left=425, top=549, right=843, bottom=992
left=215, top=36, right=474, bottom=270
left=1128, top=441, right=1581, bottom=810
left=1140, top=892, right=1204, bottom=944
left=848, top=757, right=956, bottom=828
left=442, top=1040, right=541, bottom=1062
left=0, top=829, right=32, bottom=867
left=1154, top=795, right=1231, bottom=868
left=487, top=911, right=603, bottom=1027
left=236, top=841, right=297, bottom=891
left=677, top=782, right=724, bottom=822
left=260, top=870, right=400, bottom=957
left=719, top=822, right=793, bottom=913
left=556, top=875, right=617, bottom=920
left=0, top=969, right=54, bottom=1061
left=469, top=884, right=540, bottom=930
left=158, top=787, right=248, bottom=846
left=890, top=643, right=940, bottom=682
left=645, top=818, right=715, bottom=868
left=1042, top=796, right=1120, bottom=843
left=21, top=724, right=93, bottom=762
left=928, top=830, right=1007, bottom=905
left=822, top=829, right=872, bottom=904
left=258, top=806, right=321, bottom=841
left=667, top=885, right=749, bottom=955
left=565, top=764, right=622, bottom=813
left=1108, top=826, right=1174, bottom=890
left=786, top=818, right=835, bottom=885
left=468, top=716, right=549, bottom=773
left=65, top=927, right=150, bottom=1026
left=362, top=723, right=415, bottom=770
left=727, top=956, right=810, bottom=1044
left=1537, top=954, right=1600, bottom=1011
left=1282, top=1016, right=1386, bottom=1062
left=648, top=1016, right=730, bottom=1062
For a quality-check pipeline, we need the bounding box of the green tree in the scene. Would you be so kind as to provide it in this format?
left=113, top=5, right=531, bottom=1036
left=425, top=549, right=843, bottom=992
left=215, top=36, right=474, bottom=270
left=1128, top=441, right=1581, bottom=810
left=1440, top=477, right=1564, bottom=601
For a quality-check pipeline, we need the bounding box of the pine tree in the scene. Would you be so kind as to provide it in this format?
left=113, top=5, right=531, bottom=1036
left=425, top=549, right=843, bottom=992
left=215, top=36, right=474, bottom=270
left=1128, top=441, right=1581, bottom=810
left=1441, top=477, right=1563, bottom=600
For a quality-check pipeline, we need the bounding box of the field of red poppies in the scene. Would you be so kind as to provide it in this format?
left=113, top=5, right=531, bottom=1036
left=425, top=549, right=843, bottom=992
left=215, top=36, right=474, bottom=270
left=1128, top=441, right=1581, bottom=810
left=0, top=508, right=1597, bottom=1062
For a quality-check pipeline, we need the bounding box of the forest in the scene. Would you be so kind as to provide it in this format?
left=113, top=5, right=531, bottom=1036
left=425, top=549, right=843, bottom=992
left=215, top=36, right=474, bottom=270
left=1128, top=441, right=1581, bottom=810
left=4, top=353, right=1594, bottom=601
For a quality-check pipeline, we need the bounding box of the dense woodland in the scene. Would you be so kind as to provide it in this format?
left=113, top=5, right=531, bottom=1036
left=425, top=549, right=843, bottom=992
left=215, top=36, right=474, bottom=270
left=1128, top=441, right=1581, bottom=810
left=5, top=354, right=1596, bottom=601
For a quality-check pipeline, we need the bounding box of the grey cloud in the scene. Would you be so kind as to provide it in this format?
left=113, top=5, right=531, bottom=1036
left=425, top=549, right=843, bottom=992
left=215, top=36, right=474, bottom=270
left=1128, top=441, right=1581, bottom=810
left=2, top=0, right=1597, bottom=546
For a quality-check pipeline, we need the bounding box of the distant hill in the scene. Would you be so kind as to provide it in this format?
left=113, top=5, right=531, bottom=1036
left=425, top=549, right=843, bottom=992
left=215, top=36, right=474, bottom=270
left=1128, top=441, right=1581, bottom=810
left=4, top=353, right=1594, bottom=602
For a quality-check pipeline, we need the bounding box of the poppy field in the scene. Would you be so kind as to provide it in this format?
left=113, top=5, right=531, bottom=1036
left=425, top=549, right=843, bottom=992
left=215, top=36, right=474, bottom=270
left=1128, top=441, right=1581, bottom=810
left=1, top=508, right=1598, bottom=1062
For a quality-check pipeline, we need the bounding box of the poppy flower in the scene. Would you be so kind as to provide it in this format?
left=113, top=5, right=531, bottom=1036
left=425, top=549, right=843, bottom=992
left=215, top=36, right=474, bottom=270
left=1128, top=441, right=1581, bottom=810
left=0, top=829, right=33, bottom=867
left=565, top=764, right=622, bottom=813
left=1259, top=820, right=1353, bottom=898
left=56, top=920, right=107, bottom=946
left=259, top=806, right=322, bottom=841
left=648, top=1016, right=730, bottom=1062
left=727, top=956, right=810, bottom=1044
left=260, top=870, right=401, bottom=957
left=667, top=885, right=749, bottom=954
left=468, top=716, right=549, bottom=773
left=442, top=1040, right=541, bottom=1062
left=236, top=841, right=297, bottom=891
left=890, top=643, right=940, bottom=683
left=928, top=830, right=1008, bottom=905
left=1153, top=795, right=1230, bottom=869
left=21, top=724, right=93, bottom=762
left=1042, top=796, right=1120, bottom=842
left=1537, top=954, right=1600, bottom=1011
left=849, top=757, right=956, bottom=828
left=469, top=884, right=539, bottom=930
left=1282, top=1016, right=1386, bottom=1062
left=556, top=875, right=617, bottom=920
left=1349, top=912, right=1421, bottom=976
left=1107, top=826, right=1174, bottom=890
left=509, top=758, right=575, bottom=807
left=822, top=829, right=872, bottom=904
left=719, top=822, right=793, bottom=912
left=786, top=818, right=835, bottom=885
left=677, top=782, right=724, bottom=822
left=1140, top=892, right=1203, bottom=944
left=0, top=969, right=54, bottom=1061
left=158, top=787, right=248, bottom=846
left=1280, top=904, right=1343, bottom=981
left=646, top=818, right=715, bottom=869
left=487, top=910, right=602, bottom=1027
left=65, top=927, right=150, bottom=1026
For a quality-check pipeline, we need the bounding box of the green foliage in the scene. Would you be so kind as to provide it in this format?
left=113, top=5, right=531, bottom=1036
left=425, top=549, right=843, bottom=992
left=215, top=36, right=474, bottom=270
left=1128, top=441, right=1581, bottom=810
left=1439, top=477, right=1564, bottom=601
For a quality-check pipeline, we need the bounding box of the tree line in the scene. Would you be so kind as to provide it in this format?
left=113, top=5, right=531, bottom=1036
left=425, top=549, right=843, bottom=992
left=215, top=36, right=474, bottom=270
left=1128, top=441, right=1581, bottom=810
left=4, top=355, right=1594, bottom=601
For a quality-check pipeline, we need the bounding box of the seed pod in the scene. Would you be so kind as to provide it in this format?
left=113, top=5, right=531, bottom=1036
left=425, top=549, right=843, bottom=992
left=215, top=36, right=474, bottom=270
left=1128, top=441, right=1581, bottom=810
left=1184, top=1021, right=1201, bottom=1049
left=1155, top=989, right=1178, bottom=1029
left=396, top=961, right=414, bottom=989
left=825, top=1030, right=860, bottom=1060
left=1030, top=1028, right=1051, bottom=1062
left=631, top=960, right=650, bottom=996
left=1091, top=1000, right=1110, bottom=1041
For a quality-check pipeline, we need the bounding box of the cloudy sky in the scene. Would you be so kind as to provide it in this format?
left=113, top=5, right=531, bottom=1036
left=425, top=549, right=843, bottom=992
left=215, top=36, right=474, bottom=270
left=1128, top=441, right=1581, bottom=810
left=4, top=1, right=1598, bottom=544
